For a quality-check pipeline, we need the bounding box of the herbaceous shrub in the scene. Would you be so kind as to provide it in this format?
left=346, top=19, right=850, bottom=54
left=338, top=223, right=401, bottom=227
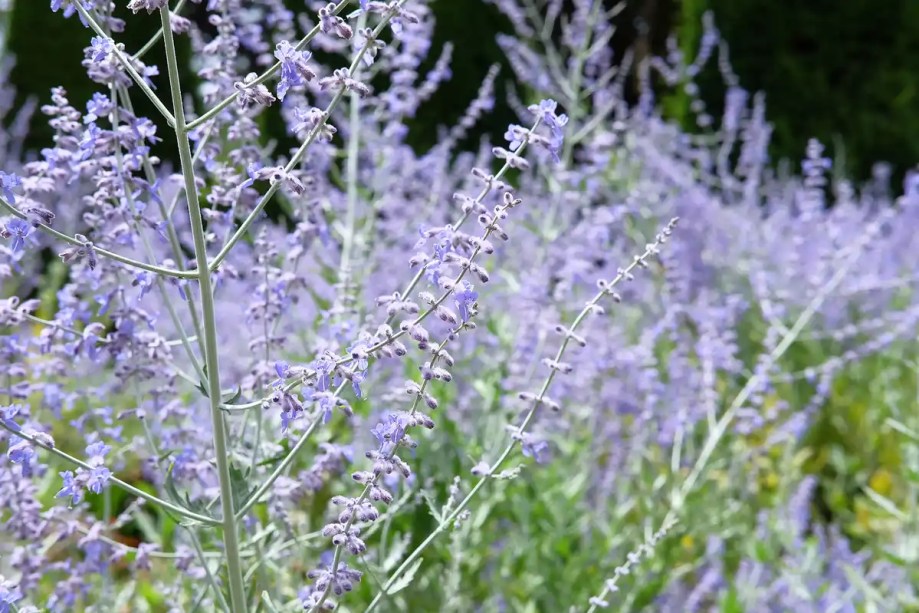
left=1, top=1, right=918, bottom=612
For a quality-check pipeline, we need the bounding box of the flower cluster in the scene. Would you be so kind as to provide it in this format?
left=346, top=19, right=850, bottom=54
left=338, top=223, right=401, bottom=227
left=302, top=154, right=529, bottom=609
left=56, top=442, right=112, bottom=505
left=0, top=0, right=916, bottom=611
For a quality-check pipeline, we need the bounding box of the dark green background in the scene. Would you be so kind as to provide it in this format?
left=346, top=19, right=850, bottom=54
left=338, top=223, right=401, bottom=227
left=6, top=0, right=919, bottom=184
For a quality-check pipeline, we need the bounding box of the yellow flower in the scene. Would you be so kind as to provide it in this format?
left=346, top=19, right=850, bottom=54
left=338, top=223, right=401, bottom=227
left=869, top=468, right=893, bottom=496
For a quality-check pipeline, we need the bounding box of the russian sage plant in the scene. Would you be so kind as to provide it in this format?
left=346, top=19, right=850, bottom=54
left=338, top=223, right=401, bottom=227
left=0, top=0, right=678, bottom=611
left=3, top=0, right=919, bottom=612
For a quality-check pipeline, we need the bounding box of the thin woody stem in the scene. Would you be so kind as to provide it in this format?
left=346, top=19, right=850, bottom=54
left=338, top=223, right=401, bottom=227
left=160, top=7, right=248, bottom=612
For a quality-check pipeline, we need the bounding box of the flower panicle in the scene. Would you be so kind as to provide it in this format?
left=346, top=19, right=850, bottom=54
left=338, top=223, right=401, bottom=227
left=301, top=111, right=546, bottom=611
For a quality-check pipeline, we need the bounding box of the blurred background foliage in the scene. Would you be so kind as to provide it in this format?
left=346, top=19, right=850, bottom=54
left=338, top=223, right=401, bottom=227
left=6, top=0, right=919, bottom=183
left=4, top=1, right=918, bottom=531
left=3, top=2, right=919, bottom=609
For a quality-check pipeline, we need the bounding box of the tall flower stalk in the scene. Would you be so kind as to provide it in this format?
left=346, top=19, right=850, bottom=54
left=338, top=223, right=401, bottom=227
left=158, top=7, right=247, bottom=612
left=1, top=1, right=916, bottom=611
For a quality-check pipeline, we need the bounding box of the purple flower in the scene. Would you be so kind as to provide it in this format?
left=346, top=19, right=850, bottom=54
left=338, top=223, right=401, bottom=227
left=347, top=340, right=370, bottom=371
left=293, top=106, right=337, bottom=141
left=130, top=117, right=161, bottom=147
left=56, top=470, right=83, bottom=505
left=503, top=124, right=528, bottom=152
left=318, top=3, right=353, bottom=40
left=1, top=219, right=32, bottom=252
left=0, top=580, right=23, bottom=613
left=242, top=165, right=305, bottom=195
left=131, top=271, right=155, bottom=301
left=239, top=162, right=261, bottom=191
left=528, top=99, right=568, bottom=162
left=83, top=92, right=112, bottom=124
left=88, top=37, right=113, bottom=64
left=355, top=28, right=387, bottom=67
left=371, top=413, right=407, bottom=452
left=0, top=171, right=22, bottom=203
left=86, top=466, right=112, bottom=494
left=312, top=355, right=336, bottom=392
left=127, top=0, right=168, bottom=14
left=274, top=41, right=315, bottom=100
left=302, top=563, right=362, bottom=608
left=454, top=282, right=478, bottom=322
left=86, top=441, right=111, bottom=463
left=905, top=170, right=919, bottom=197
left=21, top=202, right=55, bottom=226
left=133, top=543, right=158, bottom=572
left=528, top=99, right=560, bottom=122
left=234, top=73, right=277, bottom=108
left=314, top=392, right=336, bottom=424
left=274, top=389, right=305, bottom=432
left=279, top=407, right=297, bottom=433
left=59, top=234, right=98, bottom=270
left=350, top=370, right=365, bottom=398
left=520, top=433, right=550, bottom=464
left=7, top=440, right=36, bottom=476
left=318, top=68, right=371, bottom=98
left=471, top=460, right=490, bottom=477
left=274, top=360, right=291, bottom=382
left=79, top=122, right=102, bottom=160
left=0, top=405, right=23, bottom=431
left=50, top=0, right=77, bottom=17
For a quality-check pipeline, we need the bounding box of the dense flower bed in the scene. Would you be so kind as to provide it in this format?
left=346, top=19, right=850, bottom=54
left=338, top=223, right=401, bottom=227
left=1, top=1, right=917, bottom=611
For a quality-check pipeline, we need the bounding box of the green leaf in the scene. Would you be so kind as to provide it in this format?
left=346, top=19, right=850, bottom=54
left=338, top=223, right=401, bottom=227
left=163, top=462, right=209, bottom=517
left=382, top=534, right=411, bottom=573
left=884, top=417, right=919, bottom=442
left=471, top=378, right=496, bottom=406
left=196, top=364, right=211, bottom=397
left=163, top=462, right=184, bottom=505
left=842, top=564, right=888, bottom=605
left=229, top=462, right=256, bottom=512
left=419, top=489, right=442, bottom=523
left=720, top=586, right=744, bottom=613
left=863, top=486, right=908, bottom=520
left=386, top=557, right=423, bottom=596
left=223, top=385, right=243, bottom=405
left=261, top=591, right=281, bottom=613
left=114, top=579, right=137, bottom=610
left=257, top=449, right=287, bottom=468
left=133, top=509, right=161, bottom=544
